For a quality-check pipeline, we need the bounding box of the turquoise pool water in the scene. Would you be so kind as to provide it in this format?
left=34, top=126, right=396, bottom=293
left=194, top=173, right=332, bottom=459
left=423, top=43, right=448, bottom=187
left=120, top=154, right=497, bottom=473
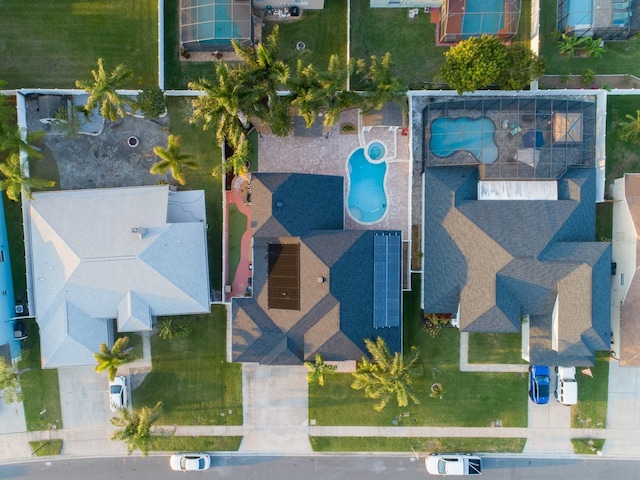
left=430, top=117, right=498, bottom=164
left=347, top=147, right=387, bottom=223
left=0, top=195, right=18, bottom=361
left=367, top=141, right=386, bottom=161
left=462, top=0, right=506, bottom=35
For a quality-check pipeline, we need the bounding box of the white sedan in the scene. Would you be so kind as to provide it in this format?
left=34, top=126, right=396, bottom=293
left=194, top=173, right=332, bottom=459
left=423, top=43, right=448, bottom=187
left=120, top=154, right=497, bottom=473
left=426, top=453, right=482, bottom=475
left=108, top=376, right=128, bottom=412
left=170, top=453, right=211, bottom=472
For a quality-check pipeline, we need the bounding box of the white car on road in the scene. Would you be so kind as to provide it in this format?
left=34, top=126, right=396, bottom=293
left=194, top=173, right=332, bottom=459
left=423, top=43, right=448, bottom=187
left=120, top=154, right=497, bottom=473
left=170, top=453, right=211, bottom=471
left=108, top=376, right=129, bottom=412
left=426, top=453, right=482, bottom=475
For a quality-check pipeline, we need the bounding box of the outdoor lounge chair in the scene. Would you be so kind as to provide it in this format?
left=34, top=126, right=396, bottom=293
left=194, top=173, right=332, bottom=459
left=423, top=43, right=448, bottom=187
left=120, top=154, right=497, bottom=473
left=613, top=0, right=630, bottom=9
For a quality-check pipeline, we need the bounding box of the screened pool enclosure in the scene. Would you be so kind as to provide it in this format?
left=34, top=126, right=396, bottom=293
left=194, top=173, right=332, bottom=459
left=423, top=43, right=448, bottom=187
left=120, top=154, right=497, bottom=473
left=439, top=0, right=521, bottom=43
left=181, top=0, right=253, bottom=51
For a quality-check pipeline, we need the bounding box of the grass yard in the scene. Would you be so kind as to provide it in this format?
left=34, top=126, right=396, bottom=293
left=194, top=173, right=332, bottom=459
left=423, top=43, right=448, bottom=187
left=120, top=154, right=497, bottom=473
left=605, top=96, right=640, bottom=186
left=309, top=276, right=528, bottom=428
left=134, top=308, right=243, bottom=426
left=571, top=351, right=610, bottom=428
left=149, top=435, right=242, bottom=452
left=467, top=332, right=527, bottom=365
left=571, top=438, right=605, bottom=455
left=166, top=97, right=223, bottom=289
left=18, top=319, right=63, bottom=432
left=29, top=440, right=63, bottom=457
left=538, top=0, right=640, bottom=76
left=311, top=436, right=526, bottom=453
left=263, top=0, right=348, bottom=76
left=0, top=0, right=158, bottom=89
left=227, top=204, right=247, bottom=285
left=163, top=0, right=219, bottom=89
left=350, top=0, right=445, bottom=88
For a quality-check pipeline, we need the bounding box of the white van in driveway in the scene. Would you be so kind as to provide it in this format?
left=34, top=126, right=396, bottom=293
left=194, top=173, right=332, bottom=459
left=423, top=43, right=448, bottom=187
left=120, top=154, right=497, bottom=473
left=555, top=366, right=578, bottom=405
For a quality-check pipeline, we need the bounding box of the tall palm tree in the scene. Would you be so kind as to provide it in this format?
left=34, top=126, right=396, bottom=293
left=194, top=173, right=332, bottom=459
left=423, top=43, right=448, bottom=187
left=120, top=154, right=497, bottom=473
left=356, top=53, right=406, bottom=114
left=0, top=127, right=45, bottom=159
left=618, top=110, right=640, bottom=143
left=214, top=132, right=251, bottom=180
left=75, top=58, right=134, bottom=122
left=350, top=337, right=423, bottom=412
left=0, top=153, right=55, bottom=201
left=109, top=401, right=164, bottom=456
left=151, top=134, right=199, bottom=185
left=94, top=336, right=133, bottom=381
left=189, top=64, right=248, bottom=148
left=304, top=353, right=337, bottom=387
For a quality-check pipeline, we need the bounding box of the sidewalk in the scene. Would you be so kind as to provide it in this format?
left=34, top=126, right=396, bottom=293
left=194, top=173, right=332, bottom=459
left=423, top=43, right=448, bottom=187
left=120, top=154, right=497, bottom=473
left=1, top=338, right=640, bottom=462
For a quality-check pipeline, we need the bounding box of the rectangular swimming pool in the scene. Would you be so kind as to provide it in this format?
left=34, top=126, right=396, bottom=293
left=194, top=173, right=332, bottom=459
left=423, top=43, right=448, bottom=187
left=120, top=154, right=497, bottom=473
left=462, top=0, right=507, bottom=35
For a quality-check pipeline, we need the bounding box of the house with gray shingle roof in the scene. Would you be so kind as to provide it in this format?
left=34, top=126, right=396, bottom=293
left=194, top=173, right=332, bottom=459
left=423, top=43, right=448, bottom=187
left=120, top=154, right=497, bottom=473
left=423, top=166, right=611, bottom=366
left=28, top=185, right=211, bottom=368
left=231, top=173, right=402, bottom=365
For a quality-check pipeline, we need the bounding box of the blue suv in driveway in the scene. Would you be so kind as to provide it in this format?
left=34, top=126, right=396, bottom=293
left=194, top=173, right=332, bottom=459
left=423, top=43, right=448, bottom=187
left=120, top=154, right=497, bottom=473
left=529, top=365, right=550, bottom=404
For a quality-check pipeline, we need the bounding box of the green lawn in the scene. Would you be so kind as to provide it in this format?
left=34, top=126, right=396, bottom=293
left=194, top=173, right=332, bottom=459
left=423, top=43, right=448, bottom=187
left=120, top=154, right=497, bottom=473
left=166, top=96, right=223, bottom=289
left=311, top=436, right=526, bottom=453
left=263, top=0, right=348, bottom=74
left=149, top=435, right=242, bottom=452
left=539, top=0, right=640, bottom=76
left=571, top=438, right=605, bottom=455
left=29, top=440, right=63, bottom=457
left=467, top=333, right=527, bottom=365
left=350, top=0, right=445, bottom=88
left=605, top=96, right=640, bottom=187
left=18, top=319, right=63, bottom=432
left=309, top=276, right=528, bottom=428
left=163, top=0, right=219, bottom=89
left=133, top=308, right=243, bottom=426
left=571, top=351, right=610, bottom=428
left=0, top=0, right=158, bottom=88
left=227, top=204, right=247, bottom=285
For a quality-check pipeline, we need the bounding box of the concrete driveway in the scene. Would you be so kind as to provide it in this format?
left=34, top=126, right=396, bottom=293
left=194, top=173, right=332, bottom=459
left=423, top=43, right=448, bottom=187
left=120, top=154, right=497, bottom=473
left=58, top=366, right=114, bottom=428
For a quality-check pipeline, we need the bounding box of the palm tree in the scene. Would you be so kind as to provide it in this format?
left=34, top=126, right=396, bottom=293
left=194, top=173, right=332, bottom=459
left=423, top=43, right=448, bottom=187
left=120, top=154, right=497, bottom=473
left=94, top=336, right=133, bottom=381
left=75, top=58, right=134, bottom=122
left=151, top=134, right=199, bottom=185
left=618, top=110, right=640, bottom=143
left=304, top=353, right=337, bottom=386
left=0, top=127, right=45, bottom=159
left=350, top=337, right=423, bottom=412
left=557, top=34, right=590, bottom=59
left=355, top=53, right=406, bottom=114
left=0, top=357, right=23, bottom=404
left=0, top=153, right=55, bottom=201
left=109, top=401, right=165, bottom=456
left=214, top=132, right=252, bottom=179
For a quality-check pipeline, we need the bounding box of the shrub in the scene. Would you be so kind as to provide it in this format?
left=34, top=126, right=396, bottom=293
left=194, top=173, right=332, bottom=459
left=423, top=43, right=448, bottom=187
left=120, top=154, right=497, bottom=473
left=136, top=86, right=166, bottom=118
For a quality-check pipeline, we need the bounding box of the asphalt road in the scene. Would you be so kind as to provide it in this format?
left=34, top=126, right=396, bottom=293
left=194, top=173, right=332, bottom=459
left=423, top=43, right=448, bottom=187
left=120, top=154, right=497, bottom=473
left=0, top=455, right=638, bottom=480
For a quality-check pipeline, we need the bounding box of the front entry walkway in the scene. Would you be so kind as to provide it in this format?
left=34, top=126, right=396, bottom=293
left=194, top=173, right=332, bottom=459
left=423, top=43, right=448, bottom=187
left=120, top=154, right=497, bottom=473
left=239, top=364, right=312, bottom=453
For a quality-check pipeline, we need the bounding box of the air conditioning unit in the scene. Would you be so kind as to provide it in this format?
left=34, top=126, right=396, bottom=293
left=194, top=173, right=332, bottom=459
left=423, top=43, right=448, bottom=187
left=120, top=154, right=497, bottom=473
left=15, top=305, right=24, bottom=314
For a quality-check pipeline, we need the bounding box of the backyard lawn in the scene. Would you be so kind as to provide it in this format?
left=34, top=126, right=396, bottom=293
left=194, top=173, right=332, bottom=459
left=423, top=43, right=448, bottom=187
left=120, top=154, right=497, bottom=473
left=134, top=307, right=243, bottom=426
left=350, top=0, right=445, bottom=88
left=0, top=0, right=158, bottom=88
left=308, top=276, right=528, bottom=428
left=539, top=0, right=640, bottom=77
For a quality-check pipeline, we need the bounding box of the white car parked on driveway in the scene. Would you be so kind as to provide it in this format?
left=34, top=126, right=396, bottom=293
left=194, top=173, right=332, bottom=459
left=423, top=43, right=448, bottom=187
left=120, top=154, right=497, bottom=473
left=426, top=453, right=482, bottom=475
left=108, top=376, right=129, bottom=412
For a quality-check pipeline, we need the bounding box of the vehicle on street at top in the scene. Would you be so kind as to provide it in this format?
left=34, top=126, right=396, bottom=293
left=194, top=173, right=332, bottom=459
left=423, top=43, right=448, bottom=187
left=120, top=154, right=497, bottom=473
left=528, top=365, right=550, bottom=404
left=108, top=376, right=128, bottom=412
left=425, top=453, right=482, bottom=475
left=170, top=452, right=211, bottom=471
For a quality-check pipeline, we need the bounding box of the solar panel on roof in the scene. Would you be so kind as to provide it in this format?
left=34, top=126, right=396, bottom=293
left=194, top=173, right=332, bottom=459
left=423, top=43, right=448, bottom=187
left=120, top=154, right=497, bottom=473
left=373, top=233, right=401, bottom=328
left=268, top=243, right=300, bottom=310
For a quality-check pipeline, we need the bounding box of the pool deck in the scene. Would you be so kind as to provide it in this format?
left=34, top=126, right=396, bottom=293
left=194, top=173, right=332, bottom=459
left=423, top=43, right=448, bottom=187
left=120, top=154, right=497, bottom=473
left=224, top=108, right=412, bottom=299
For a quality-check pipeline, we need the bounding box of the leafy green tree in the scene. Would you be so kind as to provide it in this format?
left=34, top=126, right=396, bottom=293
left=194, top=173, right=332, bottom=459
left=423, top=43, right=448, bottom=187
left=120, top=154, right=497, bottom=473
left=0, top=153, right=55, bottom=201
left=618, top=110, right=640, bottom=143
left=151, top=134, right=199, bottom=186
left=0, top=357, right=23, bottom=404
left=75, top=58, right=134, bottom=122
left=557, top=33, right=590, bottom=59
left=109, top=401, right=165, bottom=456
left=304, top=353, right=337, bottom=386
left=497, top=45, right=546, bottom=91
left=94, top=336, right=133, bottom=381
left=439, top=35, right=509, bottom=94
left=350, top=337, right=423, bottom=412
left=136, top=86, right=166, bottom=118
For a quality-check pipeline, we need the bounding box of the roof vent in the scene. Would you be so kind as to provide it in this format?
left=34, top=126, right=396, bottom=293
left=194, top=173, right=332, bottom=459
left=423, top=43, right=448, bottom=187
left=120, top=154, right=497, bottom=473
left=317, top=277, right=326, bottom=283
left=131, top=227, right=146, bottom=239
left=276, top=201, right=284, bottom=208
